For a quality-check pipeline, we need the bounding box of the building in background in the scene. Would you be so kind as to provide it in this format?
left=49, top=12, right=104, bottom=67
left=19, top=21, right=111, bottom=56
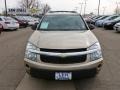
left=8, top=8, right=29, bottom=15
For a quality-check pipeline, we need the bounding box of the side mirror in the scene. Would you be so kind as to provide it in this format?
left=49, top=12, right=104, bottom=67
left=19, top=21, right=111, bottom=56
left=88, top=24, right=95, bottom=30
left=31, top=23, right=39, bottom=30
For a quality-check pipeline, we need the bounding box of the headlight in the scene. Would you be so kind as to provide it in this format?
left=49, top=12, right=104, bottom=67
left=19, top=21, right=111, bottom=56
left=88, top=42, right=103, bottom=61
left=25, top=42, right=39, bottom=61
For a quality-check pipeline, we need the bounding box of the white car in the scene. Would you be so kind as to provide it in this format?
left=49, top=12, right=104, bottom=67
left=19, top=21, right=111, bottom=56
left=114, top=22, right=120, bottom=32
left=0, top=16, right=19, bottom=30
left=20, top=16, right=39, bottom=26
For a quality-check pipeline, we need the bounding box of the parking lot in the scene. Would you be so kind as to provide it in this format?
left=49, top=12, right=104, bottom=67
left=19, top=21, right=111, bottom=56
left=0, top=27, right=120, bottom=90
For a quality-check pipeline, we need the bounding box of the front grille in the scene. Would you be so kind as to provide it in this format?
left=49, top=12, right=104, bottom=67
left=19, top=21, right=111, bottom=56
left=40, top=48, right=87, bottom=64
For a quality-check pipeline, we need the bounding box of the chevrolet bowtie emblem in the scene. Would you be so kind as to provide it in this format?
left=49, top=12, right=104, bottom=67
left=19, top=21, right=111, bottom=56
left=59, top=53, right=67, bottom=58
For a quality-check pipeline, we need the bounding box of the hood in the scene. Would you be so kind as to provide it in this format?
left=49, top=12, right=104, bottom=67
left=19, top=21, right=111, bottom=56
left=105, top=20, right=115, bottom=24
left=29, top=30, right=98, bottom=49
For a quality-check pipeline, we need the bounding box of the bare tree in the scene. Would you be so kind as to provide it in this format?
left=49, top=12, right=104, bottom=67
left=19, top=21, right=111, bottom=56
left=114, top=8, right=120, bottom=14
left=19, top=0, right=40, bottom=9
left=18, top=0, right=50, bottom=14
left=115, top=2, right=120, bottom=14
left=41, top=4, right=51, bottom=14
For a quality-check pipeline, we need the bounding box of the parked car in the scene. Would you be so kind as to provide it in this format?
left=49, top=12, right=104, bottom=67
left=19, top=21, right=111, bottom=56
left=12, top=16, right=28, bottom=28
left=0, top=23, right=3, bottom=34
left=84, top=16, right=97, bottom=24
left=31, top=22, right=39, bottom=30
left=95, top=15, right=119, bottom=27
left=90, top=15, right=108, bottom=25
left=113, top=22, right=120, bottom=32
left=103, top=16, right=120, bottom=29
left=0, top=16, right=19, bottom=30
left=90, top=16, right=103, bottom=24
left=24, top=11, right=103, bottom=80
left=23, top=16, right=39, bottom=26
left=94, top=16, right=109, bottom=25
left=15, top=16, right=39, bottom=26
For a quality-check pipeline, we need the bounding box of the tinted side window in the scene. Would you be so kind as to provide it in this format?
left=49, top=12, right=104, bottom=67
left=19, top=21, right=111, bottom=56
left=109, top=16, right=118, bottom=20
left=0, top=18, right=2, bottom=21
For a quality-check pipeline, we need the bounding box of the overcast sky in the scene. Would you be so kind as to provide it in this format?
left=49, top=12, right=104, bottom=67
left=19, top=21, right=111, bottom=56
left=0, top=0, right=120, bottom=15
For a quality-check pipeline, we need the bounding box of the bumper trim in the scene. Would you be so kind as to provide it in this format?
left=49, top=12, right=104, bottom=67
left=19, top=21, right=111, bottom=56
left=29, top=68, right=98, bottom=79
left=29, top=49, right=100, bottom=57
left=25, top=58, right=103, bottom=71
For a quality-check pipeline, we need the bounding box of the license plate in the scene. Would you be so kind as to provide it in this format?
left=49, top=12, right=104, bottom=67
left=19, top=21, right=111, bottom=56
left=55, top=72, right=72, bottom=80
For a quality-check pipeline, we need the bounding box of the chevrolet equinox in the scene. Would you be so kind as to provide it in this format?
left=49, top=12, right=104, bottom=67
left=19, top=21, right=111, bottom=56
left=24, top=11, right=103, bottom=80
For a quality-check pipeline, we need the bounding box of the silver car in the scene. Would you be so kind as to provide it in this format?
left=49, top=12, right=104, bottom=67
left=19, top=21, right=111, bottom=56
left=114, top=22, right=120, bottom=32
left=0, top=16, right=19, bottom=30
left=24, top=11, right=103, bottom=80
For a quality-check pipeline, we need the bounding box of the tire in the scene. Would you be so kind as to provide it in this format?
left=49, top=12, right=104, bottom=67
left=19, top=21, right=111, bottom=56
left=116, top=29, right=120, bottom=33
left=14, top=29, right=18, bottom=31
left=0, top=25, right=3, bottom=34
left=88, top=67, right=101, bottom=78
left=27, top=68, right=39, bottom=78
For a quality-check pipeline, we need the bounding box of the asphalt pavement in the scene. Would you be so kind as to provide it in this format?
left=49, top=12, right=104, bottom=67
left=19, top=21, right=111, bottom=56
left=0, top=28, right=33, bottom=90
left=0, top=28, right=120, bottom=90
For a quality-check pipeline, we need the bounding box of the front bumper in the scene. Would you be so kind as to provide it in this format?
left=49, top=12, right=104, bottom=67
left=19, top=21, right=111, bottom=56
left=25, top=58, right=103, bottom=79
left=4, top=24, right=19, bottom=30
left=24, top=58, right=103, bottom=71
left=19, top=23, right=28, bottom=27
left=114, top=26, right=120, bottom=31
left=104, top=24, right=113, bottom=29
left=30, top=68, right=99, bottom=79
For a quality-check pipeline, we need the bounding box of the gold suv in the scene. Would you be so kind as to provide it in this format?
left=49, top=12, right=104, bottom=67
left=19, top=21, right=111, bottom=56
left=24, top=11, right=103, bottom=80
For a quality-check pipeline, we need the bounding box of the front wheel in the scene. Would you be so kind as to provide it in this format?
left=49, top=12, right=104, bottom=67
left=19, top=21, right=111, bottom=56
left=26, top=68, right=39, bottom=78
left=116, top=29, right=120, bottom=33
left=88, top=67, right=102, bottom=78
left=14, top=29, right=18, bottom=31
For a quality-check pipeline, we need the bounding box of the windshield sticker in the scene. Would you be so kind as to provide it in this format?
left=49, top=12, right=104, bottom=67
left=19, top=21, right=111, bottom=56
left=40, top=22, right=49, bottom=29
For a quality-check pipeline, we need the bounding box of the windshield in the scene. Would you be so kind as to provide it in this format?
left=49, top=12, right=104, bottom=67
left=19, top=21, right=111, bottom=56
left=100, top=16, right=108, bottom=20
left=4, top=17, right=16, bottom=22
left=112, top=16, right=120, bottom=21
left=108, top=16, right=119, bottom=20
left=15, top=16, right=25, bottom=20
left=4, top=17, right=13, bottom=20
left=38, top=15, right=88, bottom=31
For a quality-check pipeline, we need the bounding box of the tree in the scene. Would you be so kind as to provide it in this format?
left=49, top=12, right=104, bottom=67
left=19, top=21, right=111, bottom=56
left=19, top=0, right=40, bottom=10
left=41, top=4, right=51, bottom=14
left=18, top=0, right=50, bottom=14
left=114, top=8, right=120, bottom=14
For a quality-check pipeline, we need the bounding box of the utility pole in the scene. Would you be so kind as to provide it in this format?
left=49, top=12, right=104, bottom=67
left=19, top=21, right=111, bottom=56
left=116, top=2, right=120, bottom=14
left=26, top=0, right=29, bottom=9
left=103, top=7, right=106, bottom=15
left=79, top=3, right=83, bottom=15
left=98, top=0, right=101, bottom=15
left=84, top=0, right=87, bottom=16
left=4, top=0, right=7, bottom=16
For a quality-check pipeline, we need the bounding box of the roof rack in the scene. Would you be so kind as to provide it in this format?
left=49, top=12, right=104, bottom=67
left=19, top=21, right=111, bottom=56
left=49, top=11, right=77, bottom=13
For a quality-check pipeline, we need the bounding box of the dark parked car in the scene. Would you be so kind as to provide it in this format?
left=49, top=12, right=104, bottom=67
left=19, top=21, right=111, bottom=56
left=95, top=15, right=119, bottom=27
left=103, top=17, right=120, bottom=29
left=31, top=22, right=39, bottom=30
left=12, top=16, right=28, bottom=28
left=0, top=23, right=3, bottom=34
left=93, top=16, right=109, bottom=25
left=88, top=16, right=102, bottom=24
